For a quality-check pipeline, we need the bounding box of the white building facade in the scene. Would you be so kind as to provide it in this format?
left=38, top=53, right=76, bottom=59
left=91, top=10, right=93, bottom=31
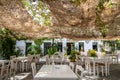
left=16, top=38, right=103, bottom=56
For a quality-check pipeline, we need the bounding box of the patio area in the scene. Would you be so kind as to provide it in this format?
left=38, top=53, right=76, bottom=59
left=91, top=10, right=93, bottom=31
left=0, top=0, right=120, bottom=80
left=1, top=54, right=120, bottom=80
left=22, top=63, right=120, bottom=80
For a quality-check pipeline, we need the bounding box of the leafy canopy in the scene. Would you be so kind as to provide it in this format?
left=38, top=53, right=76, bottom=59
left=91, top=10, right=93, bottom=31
left=23, top=0, right=52, bottom=26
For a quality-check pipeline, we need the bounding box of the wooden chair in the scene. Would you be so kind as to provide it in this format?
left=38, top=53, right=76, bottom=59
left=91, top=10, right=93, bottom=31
left=10, top=55, right=16, bottom=60
left=97, top=56, right=110, bottom=76
left=69, top=62, right=74, bottom=71
left=24, top=55, right=33, bottom=71
left=31, top=62, right=37, bottom=78
left=35, top=54, right=41, bottom=70
left=52, top=55, right=63, bottom=64
left=0, top=61, right=10, bottom=80
left=75, top=65, right=88, bottom=80
left=46, top=56, right=51, bottom=65
left=9, top=60, right=16, bottom=79
left=84, top=58, right=98, bottom=79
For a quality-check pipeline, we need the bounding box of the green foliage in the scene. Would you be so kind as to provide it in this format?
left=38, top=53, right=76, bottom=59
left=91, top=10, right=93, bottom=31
left=69, top=50, right=79, bottom=61
left=13, top=48, right=23, bottom=57
left=27, top=45, right=41, bottom=55
left=88, top=49, right=97, bottom=57
left=64, top=52, right=67, bottom=56
left=34, top=37, right=50, bottom=46
left=0, top=27, right=25, bottom=59
left=47, top=38, right=58, bottom=57
left=22, top=0, right=52, bottom=26
left=95, top=0, right=112, bottom=37
left=0, top=37, right=16, bottom=59
left=69, top=0, right=87, bottom=6
left=103, top=40, right=118, bottom=53
left=27, top=38, right=49, bottom=55
left=71, top=50, right=80, bottom=55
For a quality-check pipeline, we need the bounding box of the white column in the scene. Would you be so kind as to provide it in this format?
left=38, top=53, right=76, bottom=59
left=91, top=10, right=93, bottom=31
left=62, top=38, right=67, bottom=53
left=84, top=40, right=92, bottom=56
left=41, top=43, right=44, bottom=55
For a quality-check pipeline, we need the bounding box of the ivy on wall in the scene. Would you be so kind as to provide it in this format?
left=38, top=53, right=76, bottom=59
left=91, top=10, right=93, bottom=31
left=0, top=27, right=26, bottom=59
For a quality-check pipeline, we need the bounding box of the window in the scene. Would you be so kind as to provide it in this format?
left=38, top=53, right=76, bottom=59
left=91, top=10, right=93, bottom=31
left=44, top=42, right=51, bottom=55
left=67, top=42, right=75, bottom=55
left=92, top=42, right=98, bottom=51
left=57, top=42, right=62, bottom=52
left=117, top=43, right=120, bottom=50
left=79, top=42, right=84, bottom=51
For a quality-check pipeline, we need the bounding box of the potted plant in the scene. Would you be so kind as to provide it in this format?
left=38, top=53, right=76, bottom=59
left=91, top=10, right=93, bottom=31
left=27, top=45, right=41, bottom=55
left=69, top=53, right=76, bottom=62
left=88, top=49, right=97, bottom=57
left=69, top=50, right=79, bottom=62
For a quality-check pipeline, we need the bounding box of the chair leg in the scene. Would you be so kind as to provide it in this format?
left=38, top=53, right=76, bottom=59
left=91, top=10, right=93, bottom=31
left=101, top=66, right=104, bottom=76
left=96, top=66, right=99, bottom=76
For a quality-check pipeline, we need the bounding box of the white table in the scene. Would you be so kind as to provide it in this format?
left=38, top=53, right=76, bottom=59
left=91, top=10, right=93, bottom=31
left=0, top=60, right=9, bottom=65
left=34, top=65, right=78, bottom=80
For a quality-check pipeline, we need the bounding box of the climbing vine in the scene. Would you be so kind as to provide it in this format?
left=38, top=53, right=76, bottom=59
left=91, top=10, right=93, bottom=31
left=95, top=0, right=113, bottom=37
left=22, top=0, right=52, bottom=26
left=69, top=0, right=113, bottom=37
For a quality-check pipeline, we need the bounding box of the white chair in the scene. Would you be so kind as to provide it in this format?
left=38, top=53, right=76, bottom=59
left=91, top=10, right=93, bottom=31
left=31, top=62, right=37, bottom=78
left=9, top=60, right=16, bottom=79
left=24, top=55, right=33, bottom=71
left=84, top=58, right=98, bottom=80
left=97, top=56, right=110, bottom=76
left=69, top=62, right=74, bottom=71
left=10, top=55, right=16, bottom=60
left=51, top=55, right=63, bottom=64
left=34, top=54, right=41, bottom=70
left=46, top=56, right=51, bottom=65
left=75, top=65, right=88, bottom=80
left=0, top=61, right=10, bottom=80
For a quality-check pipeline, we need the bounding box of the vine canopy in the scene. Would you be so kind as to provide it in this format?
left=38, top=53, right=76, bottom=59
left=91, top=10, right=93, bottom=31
left=0, top=0, right=120, bottom=40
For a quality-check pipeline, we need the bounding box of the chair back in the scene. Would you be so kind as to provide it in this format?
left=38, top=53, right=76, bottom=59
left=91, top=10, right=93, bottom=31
left=51, top=55, right=62, bottom=64
left=10, top=55, right=16, bottom=60
left=35, top=54, right=40, bottom=63
left=28, top=55, right=33, bottom=62
left=46, top=56, right=51, bottom=65
left=75, top=65, right=84, bottom=78
left=31, top=62, right=36, bottom=78
left=0, top=61, right=10, bottom=80
left=69, top=62, right=74, bottom=71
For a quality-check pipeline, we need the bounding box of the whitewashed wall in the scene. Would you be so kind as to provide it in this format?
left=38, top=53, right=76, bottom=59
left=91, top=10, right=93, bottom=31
left=16, top=39, right=102, bottom=56
left=16, top=40, right=26, bottom=55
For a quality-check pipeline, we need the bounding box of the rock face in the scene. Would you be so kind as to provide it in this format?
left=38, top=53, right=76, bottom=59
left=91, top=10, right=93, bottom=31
left=0, top=0, right=120, bottom=40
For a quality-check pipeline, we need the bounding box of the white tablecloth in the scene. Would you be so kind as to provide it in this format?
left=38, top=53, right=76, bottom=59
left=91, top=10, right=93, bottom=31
left=34, top=65, right=78, bottom=80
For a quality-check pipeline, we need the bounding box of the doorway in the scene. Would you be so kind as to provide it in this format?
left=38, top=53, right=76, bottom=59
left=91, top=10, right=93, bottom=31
left=25, top=42, right=32, bottom=55
left=67, top=42, right=74, bottom=55
left=92, top=42, right=98, bottom=51
left=57, top=42, right=62, bottom=52
left=44, top=42, right=51, bottom=55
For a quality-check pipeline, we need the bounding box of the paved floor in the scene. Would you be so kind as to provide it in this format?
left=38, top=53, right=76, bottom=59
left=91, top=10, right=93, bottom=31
left=99, top=64, right=120, bottom=80
left=13, top=63, right=120, bottom=80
